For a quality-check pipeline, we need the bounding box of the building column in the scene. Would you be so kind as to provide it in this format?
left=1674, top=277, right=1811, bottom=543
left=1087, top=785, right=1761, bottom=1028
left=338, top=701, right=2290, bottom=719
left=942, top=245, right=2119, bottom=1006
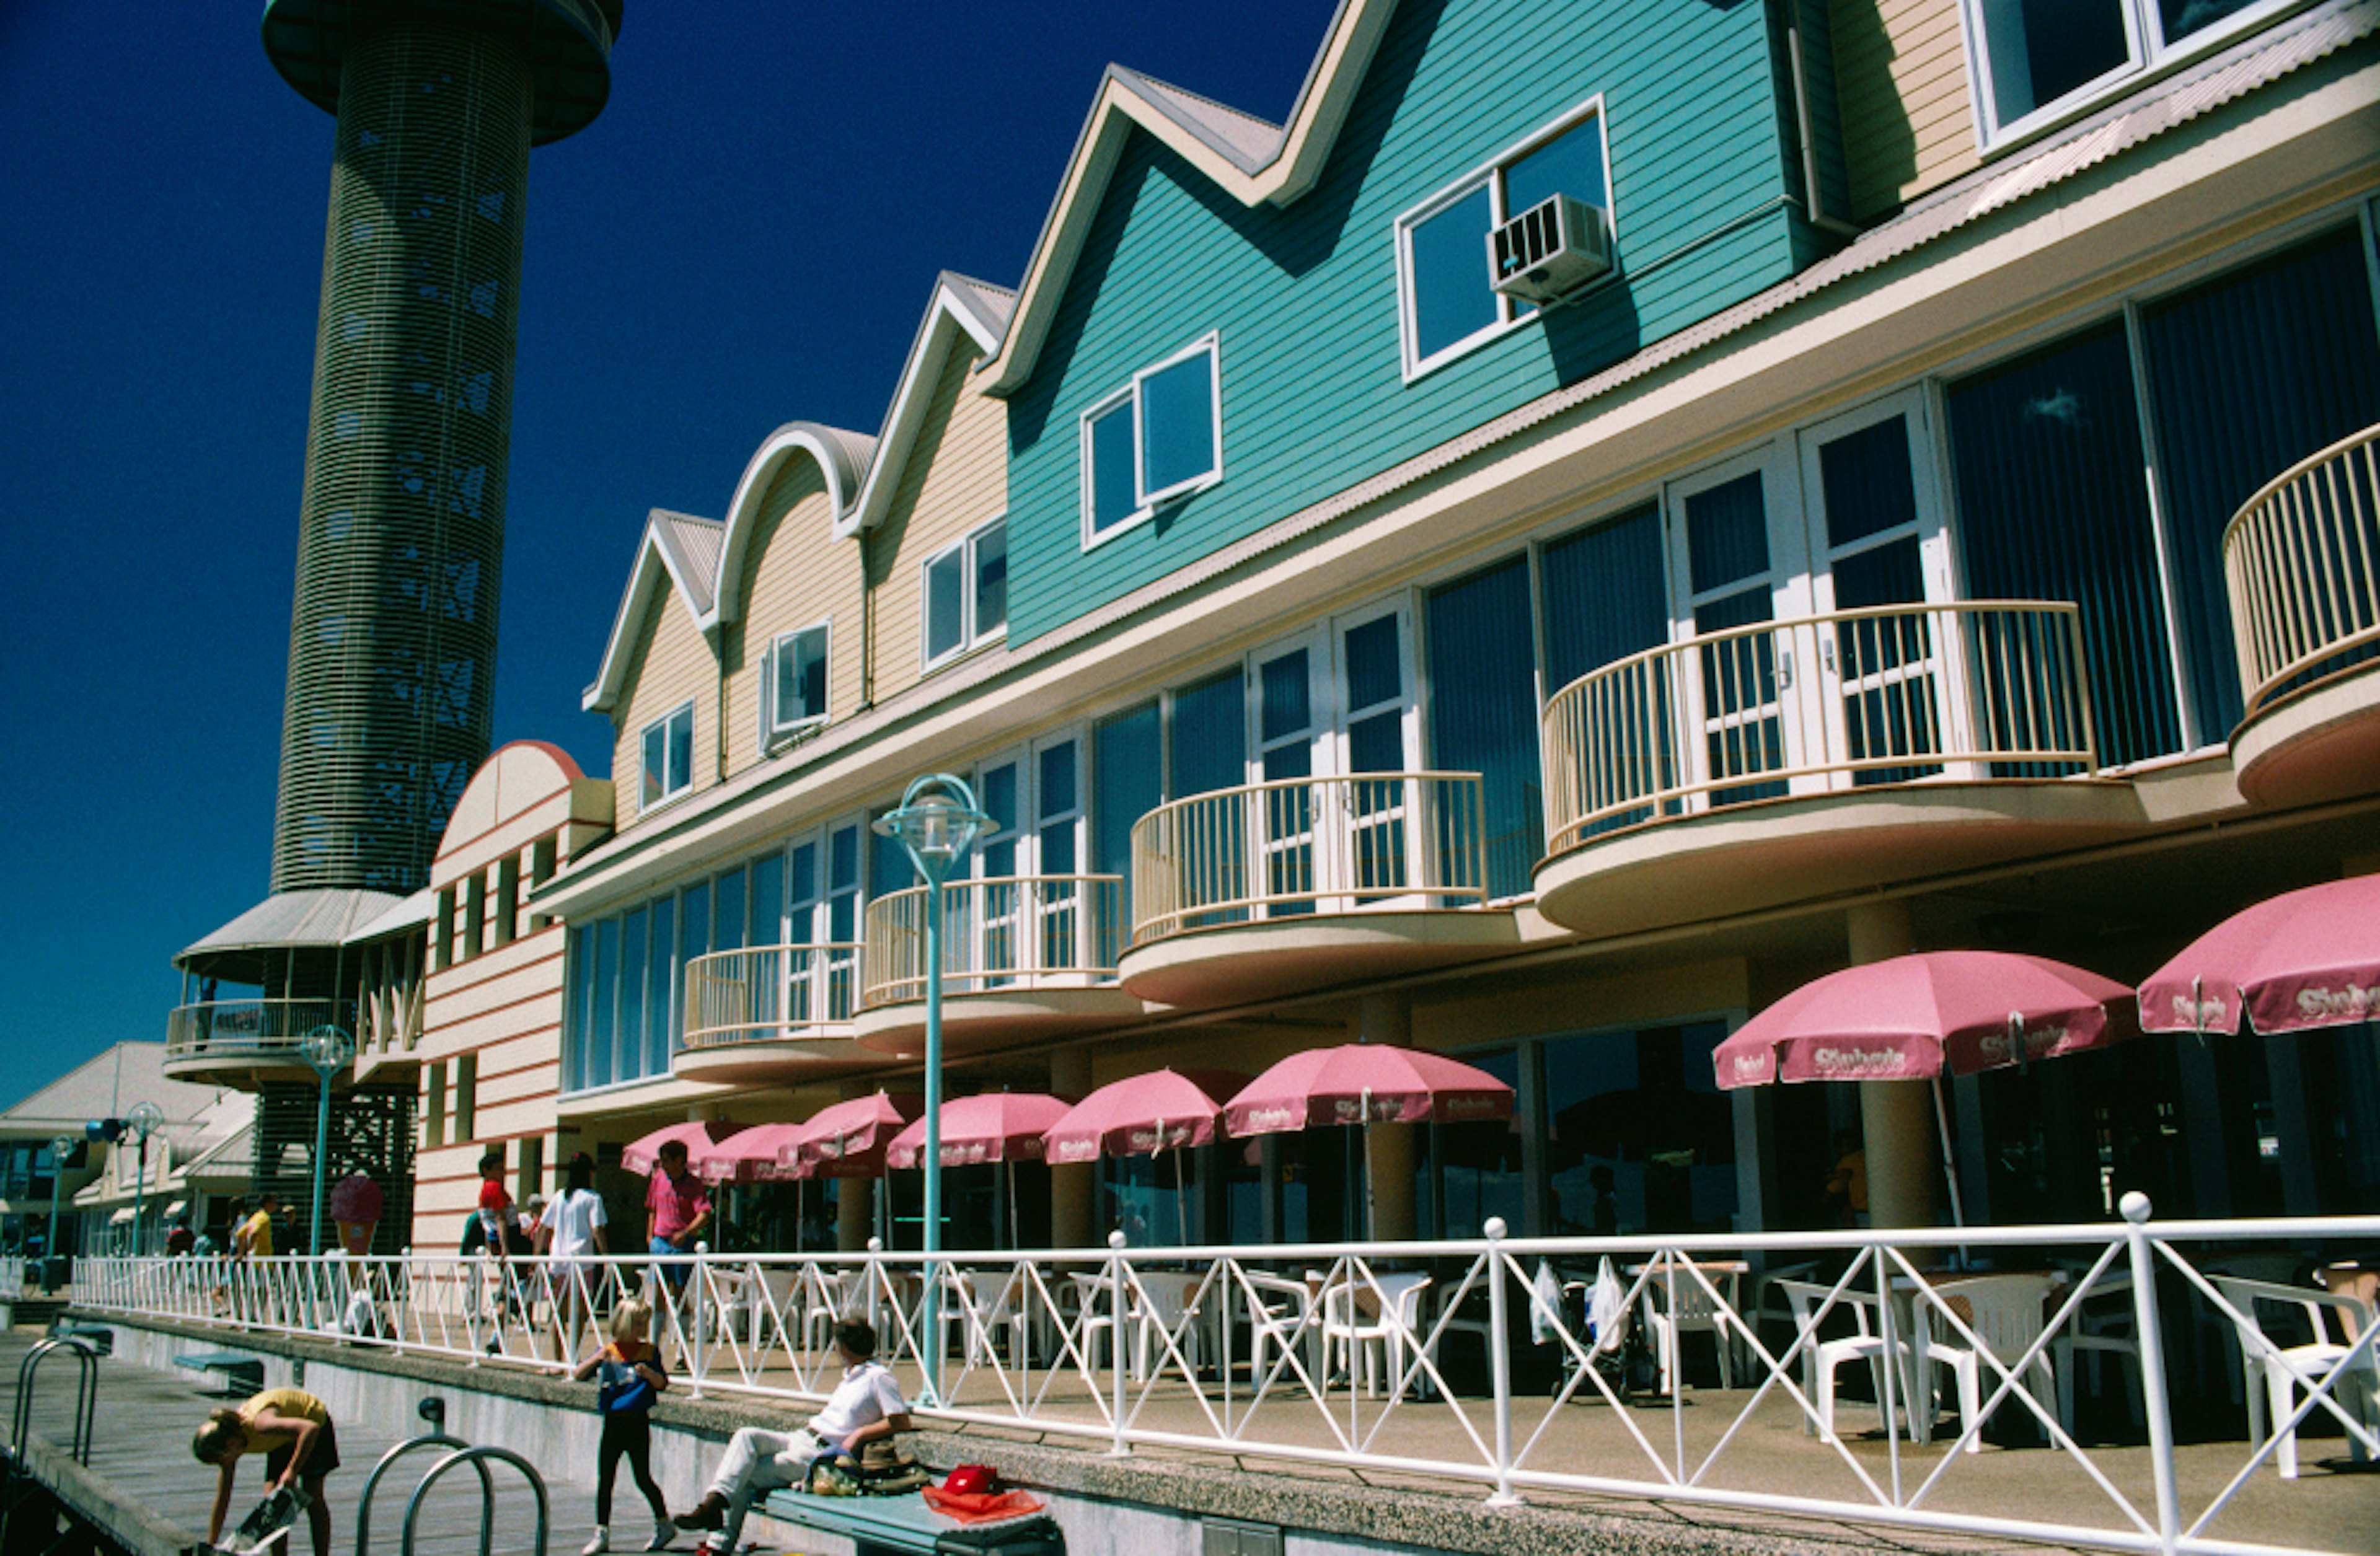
left=1848, top=900, right=1939, bottom=1229
left=1048, top=1050, right=1096, bottom=1247
left=1357, top=995, right=1418, bottom=1242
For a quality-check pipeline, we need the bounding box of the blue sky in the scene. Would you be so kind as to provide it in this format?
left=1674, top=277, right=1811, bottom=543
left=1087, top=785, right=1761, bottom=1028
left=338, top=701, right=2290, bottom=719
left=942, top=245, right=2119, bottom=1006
left=0, top=1, right=1339, bottom=1112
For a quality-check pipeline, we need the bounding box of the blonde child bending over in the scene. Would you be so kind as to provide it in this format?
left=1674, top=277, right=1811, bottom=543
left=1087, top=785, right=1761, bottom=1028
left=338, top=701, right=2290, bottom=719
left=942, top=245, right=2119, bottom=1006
left=570, top=1299, right=674, bottom=1554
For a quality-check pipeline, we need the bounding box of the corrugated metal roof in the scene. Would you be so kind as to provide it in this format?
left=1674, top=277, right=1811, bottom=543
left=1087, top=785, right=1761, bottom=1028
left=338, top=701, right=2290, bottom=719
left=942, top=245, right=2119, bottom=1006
left=942, top=272, right=1018, bottom=341
left=649, top=508, right=725, bottom=616
left=0, top=1042, right=232, bottom=1130
left=350, top=886, right=433, bottom=943
left=177, top=887, right=407, bottom=962
left=1111, top=66, right=1285, bottom=172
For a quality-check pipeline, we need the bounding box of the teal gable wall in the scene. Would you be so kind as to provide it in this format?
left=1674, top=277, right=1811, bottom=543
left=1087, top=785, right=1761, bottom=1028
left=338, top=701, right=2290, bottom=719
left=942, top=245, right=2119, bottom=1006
left=1005, top=0, right=1828, bottom=646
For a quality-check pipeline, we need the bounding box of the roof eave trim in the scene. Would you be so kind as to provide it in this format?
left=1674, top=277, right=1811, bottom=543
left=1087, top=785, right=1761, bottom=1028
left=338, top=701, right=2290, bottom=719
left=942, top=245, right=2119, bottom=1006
left=840, top=277, right=1011, bottom=540
left=583, top=520, right=712, bottom=714
left=709, top=424, right=867, bottom=628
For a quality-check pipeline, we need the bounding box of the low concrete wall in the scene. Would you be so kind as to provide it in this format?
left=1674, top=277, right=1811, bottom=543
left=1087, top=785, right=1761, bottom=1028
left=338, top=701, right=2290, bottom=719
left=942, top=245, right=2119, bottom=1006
left=76, top=1312, right=1866, bottom=1556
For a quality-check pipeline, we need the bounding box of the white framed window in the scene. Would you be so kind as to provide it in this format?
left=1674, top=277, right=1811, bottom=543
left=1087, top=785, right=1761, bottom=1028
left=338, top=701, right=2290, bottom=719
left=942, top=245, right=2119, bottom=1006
left=1963, top=0, right=2298, bottom=148
left=760, top=621, right=830, bottom=744
left=637, top=701, right=694, bottom=812
left=1079, top=333, right=1223, bottom=547
left=922, top=516, right=1008, bottom=670
left=1396, top=98, right=1612, bottom=380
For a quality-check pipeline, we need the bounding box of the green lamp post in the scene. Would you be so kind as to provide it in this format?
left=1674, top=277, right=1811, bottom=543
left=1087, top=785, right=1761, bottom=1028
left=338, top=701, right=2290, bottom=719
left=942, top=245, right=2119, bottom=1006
left=301, top=1025, right=356, bottom=1257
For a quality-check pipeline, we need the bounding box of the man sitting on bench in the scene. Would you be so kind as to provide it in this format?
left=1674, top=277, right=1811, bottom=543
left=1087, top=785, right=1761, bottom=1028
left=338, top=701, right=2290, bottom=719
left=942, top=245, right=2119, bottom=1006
left=674, top=1320, right=910, bottom=1554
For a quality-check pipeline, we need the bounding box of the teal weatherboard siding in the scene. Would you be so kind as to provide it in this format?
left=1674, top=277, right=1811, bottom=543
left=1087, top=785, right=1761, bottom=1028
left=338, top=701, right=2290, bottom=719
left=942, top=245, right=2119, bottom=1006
left=1005, top=0, right=1836, bottom=646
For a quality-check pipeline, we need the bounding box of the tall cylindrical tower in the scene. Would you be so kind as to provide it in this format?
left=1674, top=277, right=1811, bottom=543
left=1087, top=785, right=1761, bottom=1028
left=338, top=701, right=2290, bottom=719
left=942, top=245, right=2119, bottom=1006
left=262, top=0, right=621, bottom=894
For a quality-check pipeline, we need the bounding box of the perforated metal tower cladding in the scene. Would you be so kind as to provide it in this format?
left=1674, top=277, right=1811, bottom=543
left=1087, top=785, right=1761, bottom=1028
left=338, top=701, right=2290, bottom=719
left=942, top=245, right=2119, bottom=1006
left=264, top=1, right=619, bottom=895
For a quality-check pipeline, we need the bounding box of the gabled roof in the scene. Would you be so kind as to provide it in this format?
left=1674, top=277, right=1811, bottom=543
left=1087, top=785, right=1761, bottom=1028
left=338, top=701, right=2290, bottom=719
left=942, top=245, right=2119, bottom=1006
left=581, top=509, right=726, bottom=714
left=711, top=423, right=876, bottom=623
left=984, top=0, right=1396, bottom=395
left=839, top=272, right=1016, bottom=538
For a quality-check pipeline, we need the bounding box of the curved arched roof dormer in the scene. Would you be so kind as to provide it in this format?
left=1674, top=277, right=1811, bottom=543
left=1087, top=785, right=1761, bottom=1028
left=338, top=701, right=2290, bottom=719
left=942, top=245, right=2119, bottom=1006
left=982, top=0, right=1396, bottom=397
left=581, top=508, right=726, bottom=714
left=710, top=421, right=876, bottom=627
left=838, top=271, right=1017, bottom=540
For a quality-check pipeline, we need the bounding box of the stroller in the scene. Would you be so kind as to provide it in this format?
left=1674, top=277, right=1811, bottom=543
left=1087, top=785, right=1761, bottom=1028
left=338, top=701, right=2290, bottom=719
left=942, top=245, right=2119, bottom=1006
left=1536, top=1256, right=1658, bottom=1400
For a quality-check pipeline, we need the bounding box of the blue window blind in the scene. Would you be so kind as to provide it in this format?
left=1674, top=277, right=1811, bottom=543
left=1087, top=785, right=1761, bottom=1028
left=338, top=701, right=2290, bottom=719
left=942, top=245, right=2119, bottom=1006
left=1947, top=322, right=2184, bottom=766
left=1171, top=670, right=1247, bottom=797
left=589, top=918, right=619, bottom=1089
left=1542, top=504, right=1667, bottom=691
left=650, top=896, right=676, bottom=1064
left=619, top=907, right=647, bottom=1082
left=1093, top=703, right=1161, bottom=923
left=2141, top=226, right=2380, bottom=737
left=1427, top=556, right=1540, bottom=898
left=564, top=925, right=593, bottom=1092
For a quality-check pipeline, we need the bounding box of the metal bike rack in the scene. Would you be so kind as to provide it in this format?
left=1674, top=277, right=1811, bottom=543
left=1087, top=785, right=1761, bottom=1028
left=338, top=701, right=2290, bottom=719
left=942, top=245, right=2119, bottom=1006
left=9, top=1338, right=99, bottom=1466
left=354, top=1400, right=497, bottom=1556
left=400, top=1445, right=548, bottom=1556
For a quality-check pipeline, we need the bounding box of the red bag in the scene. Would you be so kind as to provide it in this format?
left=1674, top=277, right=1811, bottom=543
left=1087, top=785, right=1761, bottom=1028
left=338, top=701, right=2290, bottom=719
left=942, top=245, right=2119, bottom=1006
left=922, top=1485, right=1043, bottom=1525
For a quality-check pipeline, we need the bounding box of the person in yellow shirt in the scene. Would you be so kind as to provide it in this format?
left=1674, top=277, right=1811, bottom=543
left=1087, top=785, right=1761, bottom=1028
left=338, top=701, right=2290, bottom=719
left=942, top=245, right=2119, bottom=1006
left=193, top=1386, right=340, bottom=1556
left=233, top=1193, right=280, bottom=1261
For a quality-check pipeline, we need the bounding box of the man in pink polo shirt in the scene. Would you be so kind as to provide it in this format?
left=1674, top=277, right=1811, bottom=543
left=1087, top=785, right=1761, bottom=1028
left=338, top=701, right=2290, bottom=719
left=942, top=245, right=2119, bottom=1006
left=645, top=1140, right=712, bottom=1349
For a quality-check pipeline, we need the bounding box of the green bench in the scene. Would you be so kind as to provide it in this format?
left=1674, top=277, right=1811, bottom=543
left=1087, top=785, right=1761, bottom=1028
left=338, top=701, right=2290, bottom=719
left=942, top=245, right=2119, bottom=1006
left=759, top=1488, right=1061, bottom=1556
left=174, top=1352, right=264, bottom=1396
left=47, top=1322, right=113, bottom=1355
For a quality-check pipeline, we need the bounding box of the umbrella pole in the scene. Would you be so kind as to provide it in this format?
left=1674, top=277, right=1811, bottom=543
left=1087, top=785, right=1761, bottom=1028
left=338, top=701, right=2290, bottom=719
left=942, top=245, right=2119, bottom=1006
left=1930, top=1073, right=1969, bottom=1241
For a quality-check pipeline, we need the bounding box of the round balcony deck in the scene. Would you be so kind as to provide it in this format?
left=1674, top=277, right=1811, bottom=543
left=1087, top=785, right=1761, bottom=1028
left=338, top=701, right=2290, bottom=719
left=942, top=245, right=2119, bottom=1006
left=672, top=1029, right=873, bottom=1084
left=851, top=987, right=1148, bottom=1059
left=1116, top=907, right=1521, bottom=1008
left=1533, top=781, right=2147, bottom=939
left=2231, top=659, right=2380, bottom=809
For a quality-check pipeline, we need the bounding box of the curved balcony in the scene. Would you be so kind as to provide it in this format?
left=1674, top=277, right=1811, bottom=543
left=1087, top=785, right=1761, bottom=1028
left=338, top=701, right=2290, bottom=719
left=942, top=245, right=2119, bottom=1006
left=163, top=999, right=354, bottom=1086
left=2224, top=423, right=2380, bottom=807
left=1119, top=772, right=1518, bottom=1008
left=853, top=876, right=1141, bottom=1057
left=677, top=944, right=867, bottom=1082
left=1535, top=601, right=2144, bottom=937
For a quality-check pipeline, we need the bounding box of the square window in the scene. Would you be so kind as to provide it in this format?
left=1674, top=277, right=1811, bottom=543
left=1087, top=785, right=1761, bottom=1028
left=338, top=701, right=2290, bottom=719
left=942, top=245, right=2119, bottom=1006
left=922, top=517, right=1010, bottom=670
left=1396, top=102, right=1610, bottom=378
left=638, top=701, right=694, bottom=811
left=1080, top=336, right=1223, bottom=547
left=767, top=623, right=829, bottom=736
left=974, top=519, right=1008, bottom=636
left=1965, top=0, right=2292, bottom=144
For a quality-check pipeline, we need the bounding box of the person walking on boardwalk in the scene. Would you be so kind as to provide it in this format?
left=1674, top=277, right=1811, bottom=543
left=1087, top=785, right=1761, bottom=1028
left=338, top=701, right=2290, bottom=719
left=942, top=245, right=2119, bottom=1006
left=193, top=1386, right=340, bottom=1556
left=674, top=1320, right=910, bottom=1555
left=644, top=1140, right=711, bottom=1356
left=570, top=1298, right=675, bottom=1554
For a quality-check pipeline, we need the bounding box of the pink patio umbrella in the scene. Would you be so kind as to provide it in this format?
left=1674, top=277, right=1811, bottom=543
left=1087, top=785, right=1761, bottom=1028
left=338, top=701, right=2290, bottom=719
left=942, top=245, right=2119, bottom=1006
left=891, top=1092, right=1074, bottom=1249
left=1225, top=1044, right=1515, bottom=1240
left=694, top=1123, right=810, bottom=1185
left=1711, top=950, right=2138, bottom=1226
left=784, top=1092, right=924, bottom=1178
left=2137, top=874, right=2380, bottom=1037
left=1044, top=1069, right=1251, bottom=1246
left=621, top=1119, right=743, bottom=1176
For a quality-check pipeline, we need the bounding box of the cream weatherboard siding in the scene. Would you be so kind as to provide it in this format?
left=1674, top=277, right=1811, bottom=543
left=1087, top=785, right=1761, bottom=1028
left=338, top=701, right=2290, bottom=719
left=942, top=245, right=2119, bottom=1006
left=721, top=460, right=862, bottom=781
left=1833, top=0, right=1982, bottom=219
left=867, top=350, right=1007, bottom=705
left=608, top=586, right=720, bottom=833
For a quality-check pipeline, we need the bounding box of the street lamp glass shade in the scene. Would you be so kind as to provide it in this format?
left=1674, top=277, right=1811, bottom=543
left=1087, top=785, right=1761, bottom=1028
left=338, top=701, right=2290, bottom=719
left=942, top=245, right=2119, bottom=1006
left=126, top=1101, right=165, bottom=1141
left=50, top=1135, right=75, bottom=1162
left=873, top=778, right=989, bottom=880
left=302, top=1024, right=355, bottom=1073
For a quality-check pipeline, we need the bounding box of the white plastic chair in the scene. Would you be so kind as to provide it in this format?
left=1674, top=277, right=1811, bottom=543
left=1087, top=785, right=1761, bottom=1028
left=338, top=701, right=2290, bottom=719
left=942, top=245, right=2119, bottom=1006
left=1913, top=1273, right=2059, bottom=1451
left=1240, top=1273, right=1314, bottom=1391
left=799, top=1267, right=853, bottom=1352
left=1131, top=1272, right=1206, bottom=1379
left=1639, top=1260, right=1741, bottom=1394
left=941, top=1266, right=1033, bottom=1368
left=2212, top=1275, right=2379, bottom=1478
left=1320, top=1272, right=1430, bottom=1397
left=1779, top=1279, right=1906, bottom=1443
left=2048, top=1270, right=2143, bottom=1435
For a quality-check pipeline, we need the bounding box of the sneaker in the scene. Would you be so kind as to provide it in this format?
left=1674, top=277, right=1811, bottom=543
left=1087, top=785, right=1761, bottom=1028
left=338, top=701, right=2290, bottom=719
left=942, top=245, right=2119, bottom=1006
left=645, top=1521, right=674, bottom=1552
left=582, top=1529, right=609, bottom=1556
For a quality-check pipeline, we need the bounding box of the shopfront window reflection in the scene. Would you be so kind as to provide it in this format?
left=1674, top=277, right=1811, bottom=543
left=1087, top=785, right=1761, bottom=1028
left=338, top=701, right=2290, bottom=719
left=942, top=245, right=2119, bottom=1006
left=1544, top=1021, right=1737, bottom=1235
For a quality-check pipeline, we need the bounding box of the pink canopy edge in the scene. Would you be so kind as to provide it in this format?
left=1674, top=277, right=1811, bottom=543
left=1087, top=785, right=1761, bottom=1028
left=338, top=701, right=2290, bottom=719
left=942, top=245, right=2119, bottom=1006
left=1042, top=1069, right=1253, bottom=1164
left=886, top=1093, right=1075, bottom=1170
left=694, top=1123, right=811, bottom=1184
left=2137, top=874, right=2380, bottom=1037
left=1712, top=951, right=2136, bottom=1089
left=1224, top=1045, right=1514, bottom=1137
left=621, top=1119, right=743, bottom=1176
left=784, top=1092, right=924, bottom=1176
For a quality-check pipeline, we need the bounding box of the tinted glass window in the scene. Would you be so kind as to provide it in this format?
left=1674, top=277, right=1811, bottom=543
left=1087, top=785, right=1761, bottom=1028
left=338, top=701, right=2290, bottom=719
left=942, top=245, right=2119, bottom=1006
left=924, top=547, right=965, bottom=661
left=1409, top=183, right=1498, bottom=362
left=974, top=522, right=1008, bottom=635
left=1980, top=0, right=2131, bottom=124
left=1504, top=116, right=1605, bottom=217
left=1428, top=557, right=1540, bottom=897
left=1141, top=350, right=1216, bottom=497
left=1089, top=400, right=1138, bottom=534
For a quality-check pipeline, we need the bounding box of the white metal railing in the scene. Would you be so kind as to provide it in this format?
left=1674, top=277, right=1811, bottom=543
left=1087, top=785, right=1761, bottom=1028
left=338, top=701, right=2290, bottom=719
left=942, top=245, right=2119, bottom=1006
left=164, top=998, right=355, bottom=1063
left=1130, top=773, right=1489, bottom=944
left=1540, top=601, right=2098, bottom=856
left=860, top=876, right=1126, bottom=1008
left=2224, top=422, right=2380, bottom=719
left=1, top=1255, right=22, bottom=1291
left=74, top=1206, right=2380, bottom=1556
left=683, top=944, right=863, bottom=1048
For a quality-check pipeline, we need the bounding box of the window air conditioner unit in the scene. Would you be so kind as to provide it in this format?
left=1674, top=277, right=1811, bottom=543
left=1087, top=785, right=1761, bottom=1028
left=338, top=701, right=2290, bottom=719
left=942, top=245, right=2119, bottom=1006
left=1488, top=195, right=1611, bottom=306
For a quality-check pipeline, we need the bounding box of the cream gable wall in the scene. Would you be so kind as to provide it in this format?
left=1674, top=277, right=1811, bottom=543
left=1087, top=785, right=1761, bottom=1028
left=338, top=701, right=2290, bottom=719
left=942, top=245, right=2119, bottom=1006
left=721, top=460, right=863, bottom=780
left=609, top=584, right=719, bottom=832
left=867, top=350, right=1008, bottom=705
left=1832, top=0, right=1983, bottom=221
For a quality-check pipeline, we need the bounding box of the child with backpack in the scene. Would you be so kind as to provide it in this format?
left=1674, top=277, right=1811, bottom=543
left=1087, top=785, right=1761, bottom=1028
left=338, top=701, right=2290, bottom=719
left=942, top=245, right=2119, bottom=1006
left=570, top=1299, right=674, bottom=1554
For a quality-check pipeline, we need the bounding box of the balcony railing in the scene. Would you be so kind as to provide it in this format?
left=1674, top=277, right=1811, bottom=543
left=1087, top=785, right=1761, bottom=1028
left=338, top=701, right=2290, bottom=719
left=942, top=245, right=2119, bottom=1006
left=1130, top=772, right=1489, bottom=944
left=2224, top=422, right=2380, bottom=719
left=1540, top=601, right=2099, bottom=856
left=683, top=944, right=863, bottom=1048
left=860, top=876, right=1126, bottom=1008
left=164, top=998, right=355, bottom=1063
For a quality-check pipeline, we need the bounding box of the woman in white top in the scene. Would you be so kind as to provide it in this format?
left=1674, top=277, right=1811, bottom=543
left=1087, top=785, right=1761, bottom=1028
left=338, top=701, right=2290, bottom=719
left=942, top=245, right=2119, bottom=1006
left=540, top=1152, right=609, bottom=1359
